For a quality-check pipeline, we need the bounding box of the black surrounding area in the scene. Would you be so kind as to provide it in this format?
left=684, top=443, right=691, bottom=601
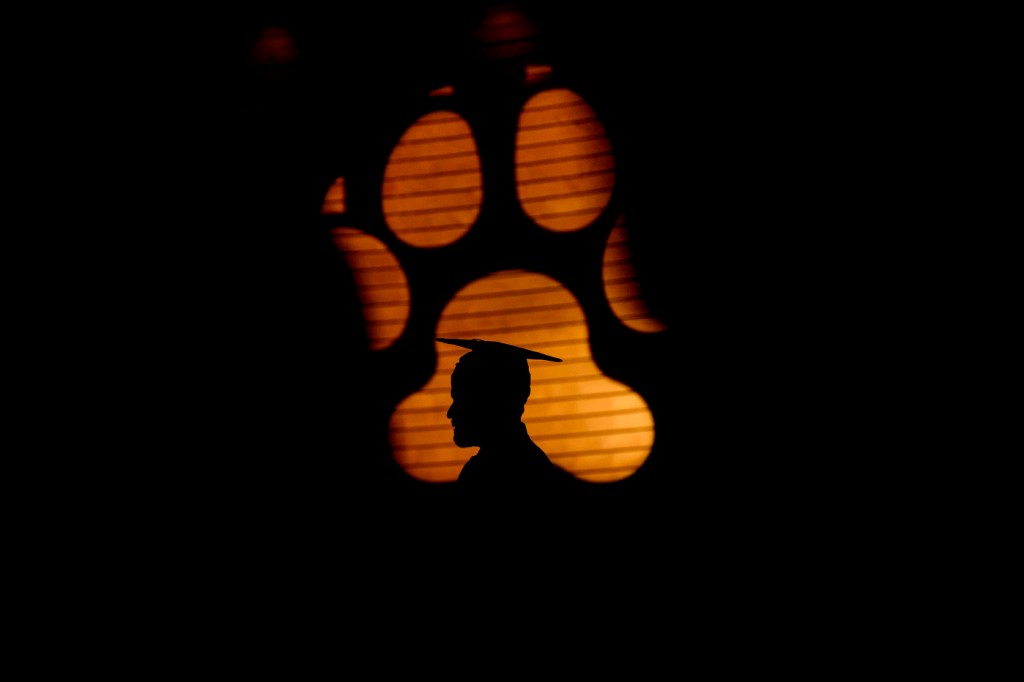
left=71, top=1, right=913, bottom=588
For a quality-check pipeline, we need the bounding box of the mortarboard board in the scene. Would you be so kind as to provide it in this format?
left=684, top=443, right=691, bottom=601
left=436, top=338, right=562, bottom=362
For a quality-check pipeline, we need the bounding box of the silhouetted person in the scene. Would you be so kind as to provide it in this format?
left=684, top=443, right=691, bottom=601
left=438, top=337, right=576, bottom=511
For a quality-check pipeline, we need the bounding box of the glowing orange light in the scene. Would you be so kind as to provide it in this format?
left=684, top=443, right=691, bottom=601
left=321, top=177, right=346, bottom=215
left=603, top=216, right=668, bottom=333
left=382, top=111, right=482, bottom=248
left=515, top=89, right=615, bottom=232
left=326, top=71, right=657, bottom=487
left=329, top=228, right=410, bottom=350
left=524, top=64, right=553, bottom=83
left=428, top=85, right=455, bottom=97
left=389, top=270, right=654, bottom=483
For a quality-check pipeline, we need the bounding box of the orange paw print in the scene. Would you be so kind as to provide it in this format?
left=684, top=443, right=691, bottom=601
left=323, top=77, right=666, bottom=484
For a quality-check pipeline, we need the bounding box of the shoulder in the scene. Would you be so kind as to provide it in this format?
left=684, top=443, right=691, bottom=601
left=456, top=453, right=485, bottom=483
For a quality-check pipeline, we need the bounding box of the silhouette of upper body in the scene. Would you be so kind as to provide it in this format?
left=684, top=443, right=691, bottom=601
left=440, top=338, right=576, bottom=510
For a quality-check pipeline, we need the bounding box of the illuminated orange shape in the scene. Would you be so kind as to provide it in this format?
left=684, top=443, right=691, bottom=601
left=603, top=216, right=667, bottom=333
left=428, top=85, right=455, bottom=97
left=382, top=111, right=482, bottom=248
left=524, top=64, right=553, bottom=84
left=389, top=270, right=654, bottom=483
left=515, top=88, right=615, bottom=232
left=321, top=176, right=346, bottom=215
left=330, top=228, right=410, bottom=351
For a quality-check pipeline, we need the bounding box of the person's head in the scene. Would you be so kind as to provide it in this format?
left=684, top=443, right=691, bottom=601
left=439, top=338, right=560, bottom=448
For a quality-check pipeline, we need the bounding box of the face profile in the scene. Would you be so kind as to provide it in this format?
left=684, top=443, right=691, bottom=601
left=438, top=337, right=571, bottom=500
left=446, top=340, right=536, bottom=447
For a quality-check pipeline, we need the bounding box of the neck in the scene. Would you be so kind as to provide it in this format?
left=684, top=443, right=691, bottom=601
left=477, top=420, right=529, bottom=448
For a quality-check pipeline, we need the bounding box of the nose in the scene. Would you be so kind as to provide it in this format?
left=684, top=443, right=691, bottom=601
left=446, top=403, right=453, bottom=420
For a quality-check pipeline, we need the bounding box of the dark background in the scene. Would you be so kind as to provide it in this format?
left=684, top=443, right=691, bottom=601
left=21, top=3, right=956, bottom=659
left=73, top=1, right=909, bottom=567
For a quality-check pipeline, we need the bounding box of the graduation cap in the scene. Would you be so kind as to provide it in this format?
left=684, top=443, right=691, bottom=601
left=437, top=338, right=560, bottom=406
left=436, top=338, right=562, bottom=363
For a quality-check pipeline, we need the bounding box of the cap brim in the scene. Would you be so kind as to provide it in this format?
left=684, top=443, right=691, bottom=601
left=436, top=337, right=562, bottom=362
